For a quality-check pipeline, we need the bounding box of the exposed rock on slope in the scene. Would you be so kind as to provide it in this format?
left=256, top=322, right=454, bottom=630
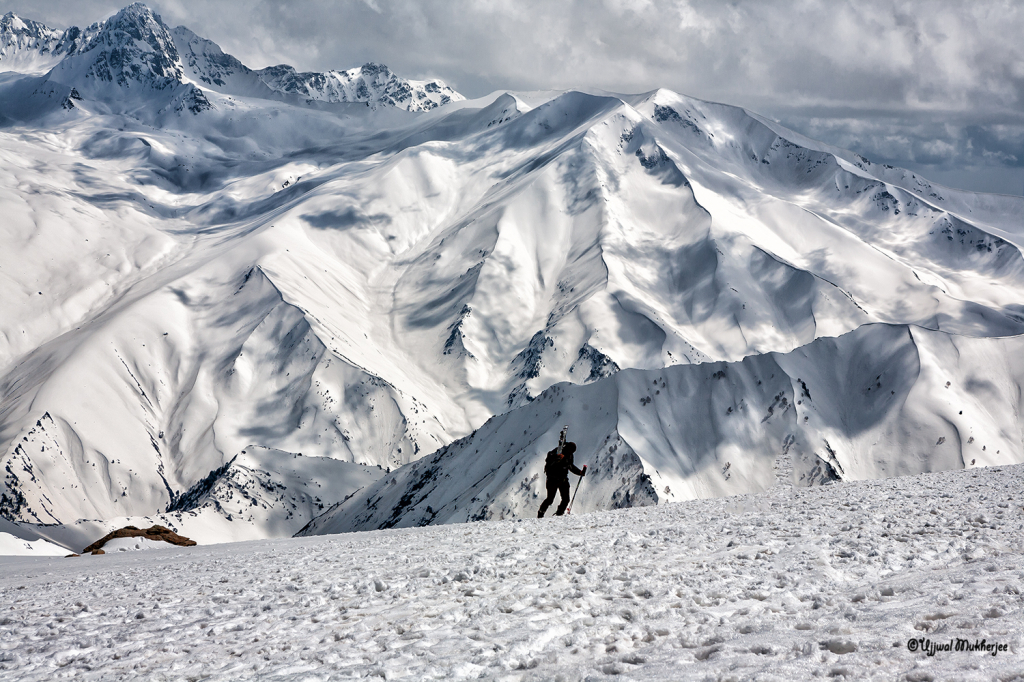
left=256, top=62, right=460, bottom=111
left=81, top=524, right=196, bottom=554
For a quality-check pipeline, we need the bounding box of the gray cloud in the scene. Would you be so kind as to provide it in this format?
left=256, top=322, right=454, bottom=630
left=3, top=0, right=1022, bottom=195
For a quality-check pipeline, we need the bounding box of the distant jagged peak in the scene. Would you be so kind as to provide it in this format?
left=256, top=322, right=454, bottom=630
left=170, top=24, right=252, bottom=89
left=105, top=1, right=163, bottom=25
left=1, top=2, right=174, bottom=63
left=0, top=10, right=73, bottom=74
left=5, top=3, right=465, bottom=112
left=0, top=10, right=62, bottom=51
left=75, top=2, right=173, bottom=53
left=256, top=61, right=465, bottom=112
left=1, top=10, right=52, bottom=34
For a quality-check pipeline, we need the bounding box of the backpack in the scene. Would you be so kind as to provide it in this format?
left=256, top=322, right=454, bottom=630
left=544, top=448, right=563, bottom=474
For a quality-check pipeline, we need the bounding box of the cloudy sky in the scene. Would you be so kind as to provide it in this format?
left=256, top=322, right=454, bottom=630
left=4, top=0, right=1023, bottom=195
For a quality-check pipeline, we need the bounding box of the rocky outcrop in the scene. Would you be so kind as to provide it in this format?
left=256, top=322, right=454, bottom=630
left=81, top=525, right=196, bottom=554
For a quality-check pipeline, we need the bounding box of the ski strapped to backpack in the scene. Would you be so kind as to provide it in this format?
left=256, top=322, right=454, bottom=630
left=557, top=424, right=568, bottom=454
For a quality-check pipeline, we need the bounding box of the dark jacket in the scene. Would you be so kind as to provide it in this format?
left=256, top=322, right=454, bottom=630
left=544, top=447, right=583, bottom=480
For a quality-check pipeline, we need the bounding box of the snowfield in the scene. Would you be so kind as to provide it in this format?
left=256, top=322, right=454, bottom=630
left=2, top=463, right=1023, bottom=681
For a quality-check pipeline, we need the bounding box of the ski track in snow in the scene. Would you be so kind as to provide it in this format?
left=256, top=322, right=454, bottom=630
left=2, top=464, right=1023, bottom=681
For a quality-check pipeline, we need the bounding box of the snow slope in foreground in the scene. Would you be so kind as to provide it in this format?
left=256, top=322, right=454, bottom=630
left=0, top=532, right=65, bottom=557
left=2, top=464, right=1022, bottom=681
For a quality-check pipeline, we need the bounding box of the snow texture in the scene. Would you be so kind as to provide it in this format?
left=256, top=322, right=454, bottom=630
left=2, top=463, right=1023, bottom=680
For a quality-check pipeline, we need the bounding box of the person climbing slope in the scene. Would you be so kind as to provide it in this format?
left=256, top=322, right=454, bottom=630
left=538, top=440, right=586, bottom=518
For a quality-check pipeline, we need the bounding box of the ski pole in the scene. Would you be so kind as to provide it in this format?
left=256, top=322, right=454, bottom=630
left=566, top=465, right=587, bottom=515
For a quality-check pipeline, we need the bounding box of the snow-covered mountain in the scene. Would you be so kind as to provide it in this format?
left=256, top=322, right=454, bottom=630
left=0, top=4, right=1022, bottom=551
left=0, top=11, right=78, bottom=75
left=0, top=3, right=463, bottom=119
left=254, top=62, right=459, bottom=111
left=300, top=322, right=1024, bottom=534
left=170, top=24, right=461, bottom=111
left=47, top=4, right=185, bottom=92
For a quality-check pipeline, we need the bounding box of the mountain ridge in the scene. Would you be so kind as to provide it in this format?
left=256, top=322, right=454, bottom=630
left=298, top=321, right=1024, bottom=535
left=0, top=3, right=464, bottom=115
left=0, top=10, right=82, bottom=74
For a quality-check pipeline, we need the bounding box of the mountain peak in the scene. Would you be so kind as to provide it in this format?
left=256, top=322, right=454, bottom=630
left=5, top=3, right=464, bottom=114
left=0, top=10, right=71, bottom=74
left=1, top=11, right=48, bottom=40
left=48, top=2, right=182, bottom=91
left=256, top=60, right=463, bottom=111
left=103, top=2, right=165, bottom=33
left=359, top=61, right=391, bottom=77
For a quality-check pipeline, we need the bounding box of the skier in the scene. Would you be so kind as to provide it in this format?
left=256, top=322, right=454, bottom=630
left=538, top=441, right=586, bottom=517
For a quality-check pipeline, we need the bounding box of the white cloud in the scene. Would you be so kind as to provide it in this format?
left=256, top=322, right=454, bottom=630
left=919, top=139, right=957, bottom=162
